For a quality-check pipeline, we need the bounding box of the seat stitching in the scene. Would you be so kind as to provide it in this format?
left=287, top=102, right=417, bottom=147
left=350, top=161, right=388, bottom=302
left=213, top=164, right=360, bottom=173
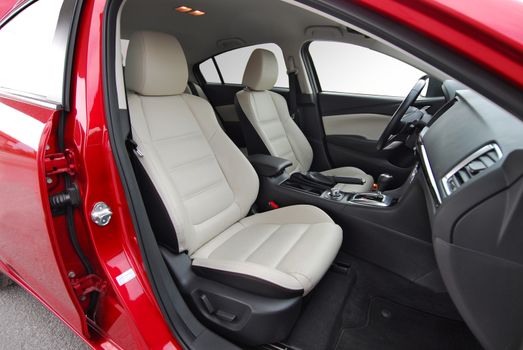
left=273, top=224, right=311, bottom=269
left=183, top=94, right=246, bottom=222
left=167, top=153, right=214, bottom=172
left=268, top=133, right=288, bottom=143
left=153, top=129, right=201, bottom=143
left=242, top=225, right=281, bottom=262
left=182, top=178, right=224, bottom=200
left=289, top=271, right=313, bottom=285
left=202, top=220, right=245, bottom=259
left=181, top=94, right=220, bottom=140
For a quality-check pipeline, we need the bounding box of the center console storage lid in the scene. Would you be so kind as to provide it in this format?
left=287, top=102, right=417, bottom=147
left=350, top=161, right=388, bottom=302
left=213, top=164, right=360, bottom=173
left=248, top=154, right=292, bottom=177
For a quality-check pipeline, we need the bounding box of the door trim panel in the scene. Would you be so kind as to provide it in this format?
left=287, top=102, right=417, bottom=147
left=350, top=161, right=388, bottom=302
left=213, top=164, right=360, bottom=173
left=322, top=113, right=390, bottom=140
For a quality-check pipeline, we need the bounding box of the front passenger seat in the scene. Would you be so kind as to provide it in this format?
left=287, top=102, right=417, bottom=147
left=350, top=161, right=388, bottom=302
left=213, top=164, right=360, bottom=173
left=125, top=31, right=342, bottom=345
left=236, top=49, right=374, bottom=193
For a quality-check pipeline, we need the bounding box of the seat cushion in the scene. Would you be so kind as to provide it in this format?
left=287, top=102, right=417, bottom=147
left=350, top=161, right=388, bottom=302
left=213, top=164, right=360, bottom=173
left=321, top=167, right=374, bottom=193
left=191, top=205, right=342, bottom=296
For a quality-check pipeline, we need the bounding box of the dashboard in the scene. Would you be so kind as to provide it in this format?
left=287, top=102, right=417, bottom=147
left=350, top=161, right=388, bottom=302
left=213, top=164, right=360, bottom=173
left=417, top=87, right=523, bottom=350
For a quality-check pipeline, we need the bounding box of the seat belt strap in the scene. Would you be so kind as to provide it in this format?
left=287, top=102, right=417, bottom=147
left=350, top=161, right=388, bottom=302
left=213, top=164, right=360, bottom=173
left=287, top=69, right=299, bottom=121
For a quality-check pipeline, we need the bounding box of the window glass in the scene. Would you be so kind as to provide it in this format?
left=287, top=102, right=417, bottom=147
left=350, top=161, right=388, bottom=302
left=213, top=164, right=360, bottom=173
left=309, top=41, right=427, bottom=97
left=199, top=59, right=221, bottom=83
left=203, top=43, right=288, bottom=88
left=0, top=0, right=67, bottom=103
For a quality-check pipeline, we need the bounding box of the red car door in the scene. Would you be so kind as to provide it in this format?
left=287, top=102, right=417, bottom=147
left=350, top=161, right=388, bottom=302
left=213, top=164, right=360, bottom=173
left=0, top=0, right=89, bottom=338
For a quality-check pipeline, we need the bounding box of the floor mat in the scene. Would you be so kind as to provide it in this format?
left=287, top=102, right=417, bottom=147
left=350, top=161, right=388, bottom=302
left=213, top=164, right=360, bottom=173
left=285, top=267, right=355, bottom=350
left=283, top=252, right=483, bottom=350
left=335, top=297, right=482, bottom=350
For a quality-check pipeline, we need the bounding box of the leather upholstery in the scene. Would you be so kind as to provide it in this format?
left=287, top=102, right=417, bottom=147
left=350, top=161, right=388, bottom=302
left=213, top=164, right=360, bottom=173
left=237, top=50, right=374, bottom=192
left=125, top=31, right=341, bottom=295
left=126, top=31, right=188, bottom=96
left=236, top=89, right=313, bottom=173
left=321, top=167, right=373, bottom=193
left=242, top=49, right=279, bottom=91
left=127, top=92, right=258, bottom=254
left=192, top=205, right=342, bottom=295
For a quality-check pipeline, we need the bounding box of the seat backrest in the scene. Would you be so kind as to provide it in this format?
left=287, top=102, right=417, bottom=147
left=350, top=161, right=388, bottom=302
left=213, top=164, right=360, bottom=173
left=236, top=49, right=313, bottom=173
left=125, top=31, right=258, bottom=254
left=187, top=81, right=209, bottom=101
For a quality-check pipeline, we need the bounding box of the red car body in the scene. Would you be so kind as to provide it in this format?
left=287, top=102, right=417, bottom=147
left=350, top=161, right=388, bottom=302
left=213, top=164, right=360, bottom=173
left=0, top=0, right=521, bottom=349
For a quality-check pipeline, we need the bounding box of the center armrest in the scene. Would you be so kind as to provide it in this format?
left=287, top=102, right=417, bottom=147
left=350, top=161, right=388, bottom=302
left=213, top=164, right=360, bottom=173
left=248, top=154, right=292, bottom=177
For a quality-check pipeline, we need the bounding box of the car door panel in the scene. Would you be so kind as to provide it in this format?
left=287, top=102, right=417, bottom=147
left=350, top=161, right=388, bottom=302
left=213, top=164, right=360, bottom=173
left=318, top=92, right=445, bottom=181
left=319, top=92, right=404, bottom=116
left=322, top=113, right=390, bottom=140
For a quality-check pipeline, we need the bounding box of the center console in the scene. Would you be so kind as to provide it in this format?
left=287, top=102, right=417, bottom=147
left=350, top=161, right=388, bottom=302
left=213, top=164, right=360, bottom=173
left=248, top=154, right=440, bottom=290
left=248, top=154, right=395, bottom=209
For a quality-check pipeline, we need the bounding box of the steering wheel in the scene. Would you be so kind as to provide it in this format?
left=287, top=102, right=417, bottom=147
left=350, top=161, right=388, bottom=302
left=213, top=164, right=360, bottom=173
left=376, top=76, right=429, bottom=150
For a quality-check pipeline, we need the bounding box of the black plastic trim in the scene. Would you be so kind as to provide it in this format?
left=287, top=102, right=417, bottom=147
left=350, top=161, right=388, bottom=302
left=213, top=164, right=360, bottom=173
left=162, top=249, right=302, bottom=346
left=61, top=0, right=84, bottom=112
left=192, top=266, right=304, bottom=299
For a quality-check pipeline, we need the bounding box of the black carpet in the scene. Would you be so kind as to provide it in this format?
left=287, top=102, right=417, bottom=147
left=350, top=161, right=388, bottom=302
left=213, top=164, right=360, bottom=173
left=285, top=267, right=355, bottom=350
left=335, top=297, right=481, bottom=350
left=283, top=252, right=482, bottom=350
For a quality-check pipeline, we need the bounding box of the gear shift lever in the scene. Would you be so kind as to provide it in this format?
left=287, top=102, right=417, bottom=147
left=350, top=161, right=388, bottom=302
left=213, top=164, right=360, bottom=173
left=377, top=173, right=393, bottom=192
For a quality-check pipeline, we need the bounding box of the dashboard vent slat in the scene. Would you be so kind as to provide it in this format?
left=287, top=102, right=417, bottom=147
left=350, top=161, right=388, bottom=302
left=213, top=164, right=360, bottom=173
left=442, top=143, right=502, bottom=196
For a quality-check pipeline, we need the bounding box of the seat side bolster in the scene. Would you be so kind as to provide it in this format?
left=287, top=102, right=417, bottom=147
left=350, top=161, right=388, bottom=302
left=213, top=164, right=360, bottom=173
left=192, top=258, right=304, bottom=299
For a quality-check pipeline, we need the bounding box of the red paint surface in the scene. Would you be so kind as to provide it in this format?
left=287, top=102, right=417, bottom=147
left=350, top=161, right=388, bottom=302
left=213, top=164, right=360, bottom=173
left=354, top=0, right=523, bottom=89
left=0, top=0, right=25, bottom=23
left=0, top=99, right=88, bottom=336
left=57, top=0, right=182, bottom=348
left=1, top=0, right=522, bottom=349
left=0, top=0, right=181, bottom=348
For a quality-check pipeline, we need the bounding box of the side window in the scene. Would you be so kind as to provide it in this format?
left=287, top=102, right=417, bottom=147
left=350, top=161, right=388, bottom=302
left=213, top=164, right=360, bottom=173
left=309, top=41, right=427, bottom=97
left=199, top=59, right=221, bottom=83
left=0, top=0, right=69, bottom=103
left=199, top=43, right=289, bottom=88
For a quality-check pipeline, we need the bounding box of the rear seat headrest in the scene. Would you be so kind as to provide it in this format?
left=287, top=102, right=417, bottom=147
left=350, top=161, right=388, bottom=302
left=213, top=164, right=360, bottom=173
left=125, top=31, right=188, bottom=96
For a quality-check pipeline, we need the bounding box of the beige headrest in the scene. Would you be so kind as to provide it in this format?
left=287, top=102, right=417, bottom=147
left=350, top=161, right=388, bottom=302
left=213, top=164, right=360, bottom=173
left=242, top=49, right=278, bottom=91
left=125, top=31, right=188, bottom=96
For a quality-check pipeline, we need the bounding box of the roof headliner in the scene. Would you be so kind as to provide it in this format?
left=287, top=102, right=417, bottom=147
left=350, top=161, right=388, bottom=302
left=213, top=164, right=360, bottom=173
left=121, top=0, right=341, bottom=64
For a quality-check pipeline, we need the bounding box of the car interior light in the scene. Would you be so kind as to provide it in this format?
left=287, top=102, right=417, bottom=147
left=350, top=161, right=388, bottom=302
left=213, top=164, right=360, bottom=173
left=175, top=6, right=192, bottom=12
left=188, top=10, right=205, bottom=16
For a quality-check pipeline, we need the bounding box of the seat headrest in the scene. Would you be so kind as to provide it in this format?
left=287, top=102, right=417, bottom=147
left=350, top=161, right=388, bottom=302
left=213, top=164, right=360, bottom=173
left=125, top=31, right=188, bottom=96
left=242, top=49, right=278, bottom=91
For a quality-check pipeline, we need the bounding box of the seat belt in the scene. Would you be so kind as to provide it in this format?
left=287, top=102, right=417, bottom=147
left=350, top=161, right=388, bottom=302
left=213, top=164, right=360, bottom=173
left=287, top=69, right=299, bottom=121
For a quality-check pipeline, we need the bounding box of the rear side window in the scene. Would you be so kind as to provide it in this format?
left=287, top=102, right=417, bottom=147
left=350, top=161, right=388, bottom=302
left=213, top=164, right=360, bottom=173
left=0, top=0, right=69, bottom=103
left=199, top=43, right=289, bottom=88
left=199, top=59, right=221, bottom=84
left=309, top=41, right=427, bottom=97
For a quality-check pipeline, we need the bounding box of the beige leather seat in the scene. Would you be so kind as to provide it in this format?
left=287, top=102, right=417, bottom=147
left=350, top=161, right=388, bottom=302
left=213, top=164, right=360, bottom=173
left=236, top=49, right=374, bottom=193
left=125, top=31, right=342, bottom=298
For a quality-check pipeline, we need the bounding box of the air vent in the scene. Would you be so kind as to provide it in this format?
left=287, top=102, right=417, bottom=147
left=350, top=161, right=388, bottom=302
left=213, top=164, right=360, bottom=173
left=442, top=143, right=502, bottom=196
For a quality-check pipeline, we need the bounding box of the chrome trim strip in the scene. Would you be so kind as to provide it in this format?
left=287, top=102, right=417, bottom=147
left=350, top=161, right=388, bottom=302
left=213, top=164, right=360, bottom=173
left=441, top=143, right=503, bottom=196
left=419, top=140, right=442, bottom=204
left=0, top=88, right=62, bottom=110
